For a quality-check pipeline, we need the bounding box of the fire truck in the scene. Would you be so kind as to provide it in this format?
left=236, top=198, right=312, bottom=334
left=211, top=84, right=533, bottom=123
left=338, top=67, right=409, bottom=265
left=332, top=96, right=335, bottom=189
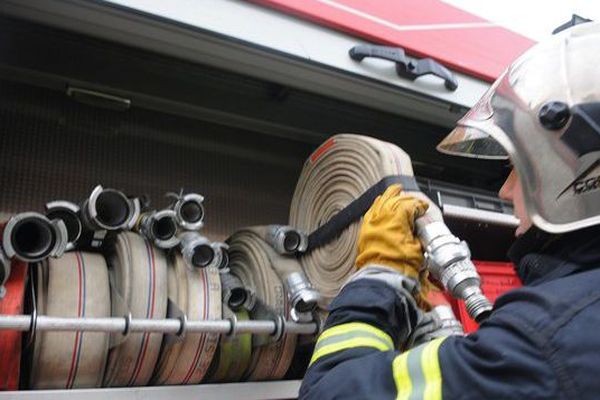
left=0, top=1, right=535, bottom=398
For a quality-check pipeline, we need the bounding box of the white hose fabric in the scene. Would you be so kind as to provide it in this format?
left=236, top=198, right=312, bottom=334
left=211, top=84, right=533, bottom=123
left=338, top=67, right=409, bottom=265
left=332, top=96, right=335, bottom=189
left=29, top=252, right=110, bottom=389
left=289, top=134, right=436, bottom=307
left=152, top=254, right=221, bottom=385
left=227, top=228, right=297, bottom=381
left=103, top=232, right=168, bottom=387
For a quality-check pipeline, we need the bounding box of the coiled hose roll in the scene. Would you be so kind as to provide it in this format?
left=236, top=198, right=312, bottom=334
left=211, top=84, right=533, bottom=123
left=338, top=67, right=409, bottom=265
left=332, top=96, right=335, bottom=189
left=227, top=229, right=297, bottom=381
left=289, top=134, right=436, bottom=307
left=103, top=232, right=168, bottom=387
left=152, top=253, right=221, bottom=385
left=29, top=252, right=111, bottom=389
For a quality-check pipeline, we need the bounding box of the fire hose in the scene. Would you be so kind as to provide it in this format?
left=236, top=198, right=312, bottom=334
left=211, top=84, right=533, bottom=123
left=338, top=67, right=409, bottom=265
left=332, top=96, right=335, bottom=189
left=152, top=253, right=221, bottom=385
left=289, top=134, right=492, bottom=322
left=103, top=232, right=168, bottom=387
left=28, top=252, right=110, bottom=389
left=227, top=229, right=298, bottom=381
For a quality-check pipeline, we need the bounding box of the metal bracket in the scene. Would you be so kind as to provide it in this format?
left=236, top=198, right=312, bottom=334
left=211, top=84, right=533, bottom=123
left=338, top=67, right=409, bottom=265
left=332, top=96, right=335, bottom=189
left=349, top=44, right=458, bottom=91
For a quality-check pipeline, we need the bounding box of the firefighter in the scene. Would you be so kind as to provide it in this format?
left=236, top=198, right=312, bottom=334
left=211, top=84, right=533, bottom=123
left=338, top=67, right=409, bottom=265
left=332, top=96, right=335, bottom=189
left=300, top=22, right=600, bottom=399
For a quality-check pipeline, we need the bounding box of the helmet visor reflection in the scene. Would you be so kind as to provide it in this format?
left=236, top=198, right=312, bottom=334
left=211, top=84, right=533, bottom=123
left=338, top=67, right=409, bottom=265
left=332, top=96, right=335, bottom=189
left=437, top=125, right=509, bottom=160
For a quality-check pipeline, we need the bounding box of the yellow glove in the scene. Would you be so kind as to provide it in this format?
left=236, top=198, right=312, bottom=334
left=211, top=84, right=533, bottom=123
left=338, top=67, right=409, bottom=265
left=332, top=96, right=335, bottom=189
left=356, top=184, right=433, bottom=309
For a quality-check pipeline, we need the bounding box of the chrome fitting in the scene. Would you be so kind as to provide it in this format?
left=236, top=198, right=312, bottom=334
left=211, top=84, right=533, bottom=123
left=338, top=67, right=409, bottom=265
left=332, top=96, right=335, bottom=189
left=211, top=242, right=230, bottom=270
left=220, top=271, right=249, bottom=311
left=45, top=201, right=83, bottom=251
left=169, top=192, right=205, bottom=231
left=417, top=220, right=492, bottom=322
left=285, top=271, right=320, bottom=321
left=137, top=209, right=180, bottom=249
left=2, top=212, right=68, bottom=262
left=80, top=185, right=140, bottom=231
left=0, top=249, right=9, bottom=298
left=179, top=231, right=216, bottom=269
left=265, top=225, right=308, bottom=255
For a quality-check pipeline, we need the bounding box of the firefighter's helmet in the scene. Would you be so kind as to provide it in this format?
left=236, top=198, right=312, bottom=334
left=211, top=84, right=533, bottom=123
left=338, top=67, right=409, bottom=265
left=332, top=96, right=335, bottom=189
left=437, top=22, right=600, bottom=234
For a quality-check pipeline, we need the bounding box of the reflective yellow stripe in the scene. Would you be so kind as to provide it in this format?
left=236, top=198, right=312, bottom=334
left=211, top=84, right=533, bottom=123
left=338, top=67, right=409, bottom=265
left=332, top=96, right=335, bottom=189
left=309, top=322, right=394, bottom=366
left=393, top=337, right=447, bottom=400
left=393, top=352, right=412, bottom=400
left=317, top=322, right=394, bottom=347
left=422, top=338, right=444, bottom=400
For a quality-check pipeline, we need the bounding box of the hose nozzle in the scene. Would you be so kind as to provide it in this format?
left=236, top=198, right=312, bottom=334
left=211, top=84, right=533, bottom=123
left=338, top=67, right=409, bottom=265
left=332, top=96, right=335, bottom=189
left=265, top=225, right=308, bottom=255
left=45, top=201, right=83, bottom=251
left=136, top=209, right=180, bottom=249
left=81, top=185, right=140, bottom=231
left=2, top=212, right=68, bottom=262
left=169, top=192, right=205, bottom=231
left=179, top=231, right=216, bottom=269
left=416, top=219, right=492, bottom=322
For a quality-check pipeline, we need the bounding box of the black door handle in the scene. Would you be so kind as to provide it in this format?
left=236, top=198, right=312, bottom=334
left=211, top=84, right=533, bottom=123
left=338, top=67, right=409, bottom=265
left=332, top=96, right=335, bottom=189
left=349, top=44, right=458, bottom=91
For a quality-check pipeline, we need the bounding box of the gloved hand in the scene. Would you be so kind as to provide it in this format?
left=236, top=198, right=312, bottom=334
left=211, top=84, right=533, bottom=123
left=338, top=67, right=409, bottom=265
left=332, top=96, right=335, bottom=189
left=356, top=184, right=433, bottom=309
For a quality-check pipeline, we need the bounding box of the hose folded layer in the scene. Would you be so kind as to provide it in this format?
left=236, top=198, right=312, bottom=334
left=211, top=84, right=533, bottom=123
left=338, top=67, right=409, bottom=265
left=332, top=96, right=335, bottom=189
left=152, top=254, right=221, bottom=385
left=29, top=252, right=110, bottom=389
left=0, top=260, right=27, bottom=391
left=289, top=134, right=433, bottom=307
left=205, top=306, right=252, bottom=383
left=103, top=232, right=168, bottom=387
left=227, top=228, right=297, bottom=381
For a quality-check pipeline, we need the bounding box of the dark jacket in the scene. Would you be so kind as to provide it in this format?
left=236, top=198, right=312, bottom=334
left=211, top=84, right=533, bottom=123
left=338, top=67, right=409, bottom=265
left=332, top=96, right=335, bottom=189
left=300, top=226, right=600, bottom=400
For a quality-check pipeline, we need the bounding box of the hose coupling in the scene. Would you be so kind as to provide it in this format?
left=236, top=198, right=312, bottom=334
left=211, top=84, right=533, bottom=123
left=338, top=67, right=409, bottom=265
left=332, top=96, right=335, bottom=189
left=80, top=185, right=140, bottom=231
left=45, top=201, right=83, bottom=251
left=285, top=271, right=320, bottom=322
left=220, top=271, right=250, bottom=311
left=2, top=212, right=68, bottom=262
left=136, top=209, right=180, bottom=249
left=169, top=192, right=205, bottom=231
left=179, top=231, right=216, bottom=269
left=265, top=225, right=308, bottom=255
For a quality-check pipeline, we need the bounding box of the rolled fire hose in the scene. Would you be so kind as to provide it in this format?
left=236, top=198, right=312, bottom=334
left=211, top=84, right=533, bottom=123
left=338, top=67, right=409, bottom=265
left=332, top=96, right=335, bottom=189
left=247, top=226, right=320, bottom=321
left=0, top=260, right=27, bottom=390
left=103, top=232, right=168, bottom=387
left=204, top=306, right=252, bottom=383
left=152, top=253, right=221, bottom=385
left=227, top=229, right=297, bottom=381
left=289, top=134, right=491, bottom=321
left=29, top=252, right=111, bottom=389
left=1, top=213, right=68, bottom=263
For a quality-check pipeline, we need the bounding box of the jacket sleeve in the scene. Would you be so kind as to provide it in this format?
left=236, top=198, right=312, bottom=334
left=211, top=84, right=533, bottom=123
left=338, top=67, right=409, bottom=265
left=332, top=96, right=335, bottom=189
left=299, top=279, right=560, bottom=400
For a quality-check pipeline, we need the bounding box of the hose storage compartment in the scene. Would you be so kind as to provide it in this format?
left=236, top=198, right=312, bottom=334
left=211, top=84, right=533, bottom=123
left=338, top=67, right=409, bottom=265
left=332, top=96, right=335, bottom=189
left=29, top=252, right=110, bottom=389
left=103, top=232, right=168, bottom=387
left=227, top=229, right=297, bottom=381
left=152, top=253, right=221, bottom=385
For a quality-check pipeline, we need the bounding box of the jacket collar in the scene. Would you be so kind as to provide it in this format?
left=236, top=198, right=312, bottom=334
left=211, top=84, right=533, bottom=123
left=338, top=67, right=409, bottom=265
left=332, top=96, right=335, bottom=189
left=508, top=225, right=600, bottom=286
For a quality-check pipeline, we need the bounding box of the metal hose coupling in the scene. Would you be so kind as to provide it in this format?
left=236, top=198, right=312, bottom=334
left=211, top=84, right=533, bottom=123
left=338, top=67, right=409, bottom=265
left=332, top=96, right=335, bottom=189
left=2, top=212, right=68, bottom=262
left=416, top=219, right=492, bottom=323
left=45, top=201, right=83, bottom=251
left=80, top=185, right=140, bottom=231
left=285, top=271, right=321, bottom=322
left=211, top=242, right=230, bottom=270
left=179, top=231, right=217, bottom=269
left=265, top=225, right=308, bottom=255
left=135, top=209, right=180, bottom=249
left=0, top=249, right=9, bottom=298
left=220, top=271, right=250, bottom=311
left=168, top=192, right=205, bottom=231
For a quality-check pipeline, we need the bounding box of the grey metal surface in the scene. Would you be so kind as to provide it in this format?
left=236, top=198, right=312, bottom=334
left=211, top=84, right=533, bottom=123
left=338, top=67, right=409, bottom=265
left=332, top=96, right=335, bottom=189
left=0, top=380, right=302, bottom=400
left=0, top=0, right=490, bottom=127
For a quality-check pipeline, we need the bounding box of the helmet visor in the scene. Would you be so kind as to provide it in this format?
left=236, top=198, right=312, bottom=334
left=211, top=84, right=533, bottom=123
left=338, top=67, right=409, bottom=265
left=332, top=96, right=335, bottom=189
left=437, top=125, right=509, bottom=160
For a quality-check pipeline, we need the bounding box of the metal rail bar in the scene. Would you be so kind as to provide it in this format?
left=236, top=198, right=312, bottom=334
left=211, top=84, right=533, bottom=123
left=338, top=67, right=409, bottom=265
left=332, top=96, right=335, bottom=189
left=0, top=314, right=317, bottom=336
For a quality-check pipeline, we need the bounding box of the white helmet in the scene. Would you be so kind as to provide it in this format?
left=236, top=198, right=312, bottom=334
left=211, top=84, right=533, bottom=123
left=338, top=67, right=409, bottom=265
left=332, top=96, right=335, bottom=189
left=437, top=22, right=600, bottom=234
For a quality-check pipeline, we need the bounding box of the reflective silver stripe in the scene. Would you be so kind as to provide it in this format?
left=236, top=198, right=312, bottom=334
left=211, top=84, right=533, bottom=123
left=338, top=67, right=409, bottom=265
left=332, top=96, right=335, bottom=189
left=394, top=337, right=446, bottom=400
